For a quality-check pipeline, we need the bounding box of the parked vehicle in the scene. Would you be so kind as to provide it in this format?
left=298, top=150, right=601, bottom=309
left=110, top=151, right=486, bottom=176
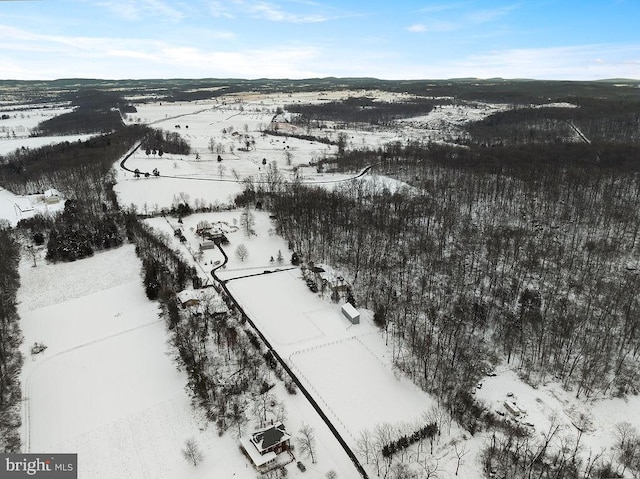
left=31, top=342, right=47, bottom=355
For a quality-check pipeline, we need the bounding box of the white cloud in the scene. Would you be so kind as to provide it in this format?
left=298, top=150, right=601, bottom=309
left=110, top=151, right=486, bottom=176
left=407, top=24, right=426, bottom=33
left=247, top=1, right=327, bottom=23
left=465, top=5, right=518, bottom=24
left=207, top=1, right=236, bottom=18
left=407, top=19, right=459, bottom=33
left=94, top=0, right=187, bottom=21
left=207, top=0, right=363, bottom=25
left=444, top=44, right=640, bottom=80
left=408, top=3, right=518, bottom=34
left=416, top=2, right=467, bottom=14
left=157, top=44, right=322, bottom=77
left=2, top=22, right=639, bottom=81
left=0, top=23, right=322, bottom=79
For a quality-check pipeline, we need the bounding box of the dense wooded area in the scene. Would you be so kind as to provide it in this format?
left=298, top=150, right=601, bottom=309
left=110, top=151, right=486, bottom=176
left=44, top=199, right=123, bottom=262
left=270, top=144, right=640, bottom=403
left=286, top=96, right=439, bottom=126
left=0, top=126, right=147, bottom=203
left=141, top=128, right=191, bottom=156
left=466, top=99, right=640, bottom=146
left=2, top=78, right=640, bottom=473
left=261, top=93, right=640, bottom=446
left=31, top=89, right=134, bottom=136
left=121, top=211, right=288, bottom=438
left=0, top=223, right=22, bottom=453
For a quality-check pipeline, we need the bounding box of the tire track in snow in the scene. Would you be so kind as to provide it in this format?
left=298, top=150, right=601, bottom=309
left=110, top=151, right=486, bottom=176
left=22, top=318, right=163, bottom=453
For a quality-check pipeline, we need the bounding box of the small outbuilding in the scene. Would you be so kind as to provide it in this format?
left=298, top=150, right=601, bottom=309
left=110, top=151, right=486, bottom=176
left=13, top=197, right=33, bottom=214
left=177, top=290, right=200, bottom=308
left=504, top=401, right=521, bottom=417
left=341, top=302, right=360, bottom=324
left=44, top=188, right=62, bottom=204
left=311, top=263, right=351, bottom=298
left=200, top=240, right=218, bottom=250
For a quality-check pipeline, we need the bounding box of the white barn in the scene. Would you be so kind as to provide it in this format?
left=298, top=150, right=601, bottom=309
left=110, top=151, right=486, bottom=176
left=44, top=188, right=62, bottom=204
left=341, top=303, right=360, bottom=324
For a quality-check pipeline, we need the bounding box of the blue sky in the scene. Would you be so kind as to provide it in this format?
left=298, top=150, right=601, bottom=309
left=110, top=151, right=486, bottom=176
left=1, top=0, right=639, bottom=80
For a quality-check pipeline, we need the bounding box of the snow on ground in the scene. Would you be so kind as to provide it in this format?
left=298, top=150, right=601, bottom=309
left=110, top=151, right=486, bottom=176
left=117, top=92, right=498, bottom=212
left=475, top=364, right=640, bottom=471
left=226, top=268, right=437, bottom=445
left=0, top=134, right=95, bottom=155
left=18, top=243, right=358, bottom=478
left=0, top=105, right=73, bottom=137
left=223, top=267, right=492, bottom=479
left=391, top=101, right=511, bottom=145
left=0, top=187, right=64, bottom=227
left=144, top=209, right=291, bottom=283
left=104, top=94, right=640, bottom=476
left=115, top=173, right=244, bottom=212
left=534, top=102, right=578, bottom=109
left=18, top=244, right=143, bottom=313
left=19, top=247, right=192, bottom=475
left=140, top=206, right=445, bottom=473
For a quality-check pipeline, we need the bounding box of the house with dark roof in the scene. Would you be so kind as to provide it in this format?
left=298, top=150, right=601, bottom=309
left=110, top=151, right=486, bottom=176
left=240, top=422, right=291, bottom=472
left=176, top=288, right=229, bottom=316
left=311, top=263, right=351, bottom=297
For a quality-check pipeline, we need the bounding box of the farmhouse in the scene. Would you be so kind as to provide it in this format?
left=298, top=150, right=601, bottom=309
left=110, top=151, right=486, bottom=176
left=311, top=263, right=351, bottom=297
left=204, top=230, right=228, bottom=244
left=240, top=422, right=291, bottom=472
left=341, top=302, right=360, bottom=324
left=44, top=188, right=62, bottom=204
left=176, top=288, right=229, bottom=316
left=176, top=290, right=200, bottom=308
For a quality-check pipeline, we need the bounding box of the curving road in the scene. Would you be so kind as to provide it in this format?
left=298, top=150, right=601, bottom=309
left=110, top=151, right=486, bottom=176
left=118, top=139, right=373, bottom=185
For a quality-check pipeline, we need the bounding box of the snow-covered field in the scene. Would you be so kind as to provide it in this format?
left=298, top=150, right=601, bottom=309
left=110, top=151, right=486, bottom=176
left=18, top=245, right=204, bottom=478
left=18, top=244, right=358, bottom=478
left=10, top=92, right=640, bottom=478
left=476, top=366, right=640, bottom=468
left=0, top=105, right=73, bottom=139
left=141, top=206, right=443, bottom=475
left=0, top=134, right=95, bottom=155
left=116, top=97, right=639, bottom=477
left=0, top=186, right=64, bottom=227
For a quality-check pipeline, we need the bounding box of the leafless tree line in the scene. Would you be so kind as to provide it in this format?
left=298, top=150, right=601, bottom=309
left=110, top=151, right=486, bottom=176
left=0, top=224, right=22, bottom=453
left=270, top=152, right=640, bottom=419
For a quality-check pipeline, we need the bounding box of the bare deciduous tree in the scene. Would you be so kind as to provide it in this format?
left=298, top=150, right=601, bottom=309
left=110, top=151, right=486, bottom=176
left=419, top=457, right=439, bottom=479
left=182, top=437, right=203, bottom=466
left=454, top=443, right=469, bottom=476
left=356, top=429, right=373, bottom=464
left=240, top=207, right=255, bottom=237
left=235, top=243, right=248, bottom=262
left=614, top=422, right=640, bottom=476
left=297, top=423, right=317, bottom=463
